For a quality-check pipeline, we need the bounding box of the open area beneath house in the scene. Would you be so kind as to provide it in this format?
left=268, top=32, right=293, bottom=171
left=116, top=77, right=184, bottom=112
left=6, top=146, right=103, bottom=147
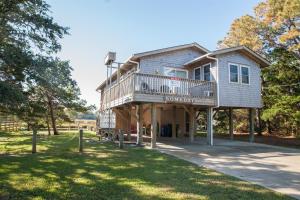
left=0, top=131, right=294, bottom=200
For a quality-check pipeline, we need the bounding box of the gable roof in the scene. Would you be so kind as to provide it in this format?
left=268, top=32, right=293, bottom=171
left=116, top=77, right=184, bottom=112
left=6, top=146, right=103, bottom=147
left=96, top=43, right=209, bottom=91
left=184, top=46, right=270, bottom=67
left=97, top=45, right=270, bottom=92
left=211, top=46, right=270, bottom=67
left=131, top=42, right=209, bottom=59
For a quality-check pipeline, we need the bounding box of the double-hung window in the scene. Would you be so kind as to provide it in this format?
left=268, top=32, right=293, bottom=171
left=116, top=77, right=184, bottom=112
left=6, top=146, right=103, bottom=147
left=229, top=64, right=239, bottom=83
left=194, top=67, right=201, bottom=80
left=241, top=66, right=249, bottom=84
left=229, top=63, right=250, bottom=84
left=203, top=64, right=211, bottom=81
left=194, top=63, right=211, bottom=81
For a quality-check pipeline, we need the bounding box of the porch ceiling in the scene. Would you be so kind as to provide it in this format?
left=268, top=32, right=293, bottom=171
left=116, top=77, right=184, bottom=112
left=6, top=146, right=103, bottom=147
left=183, top=55, right=215, bottom=68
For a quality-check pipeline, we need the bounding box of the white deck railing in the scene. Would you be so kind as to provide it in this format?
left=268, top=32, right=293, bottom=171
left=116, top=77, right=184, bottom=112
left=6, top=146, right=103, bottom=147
left=101, top=73, right=217, bottom=109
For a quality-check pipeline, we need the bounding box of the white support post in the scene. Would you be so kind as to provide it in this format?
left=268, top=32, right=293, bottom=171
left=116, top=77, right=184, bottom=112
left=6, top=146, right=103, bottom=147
left=207, top=107, right=213, bottom=146
left=151, top=104, right=157, bottom=148
left=136, top=104, right=143, bottom=145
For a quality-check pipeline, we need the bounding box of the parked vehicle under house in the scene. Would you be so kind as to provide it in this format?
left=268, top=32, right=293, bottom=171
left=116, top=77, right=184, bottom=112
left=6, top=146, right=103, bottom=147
left=96, top=43, right=269, bottom=147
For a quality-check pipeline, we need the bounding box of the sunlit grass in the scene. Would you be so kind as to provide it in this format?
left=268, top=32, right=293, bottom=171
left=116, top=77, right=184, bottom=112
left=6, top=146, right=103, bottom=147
left=0, top=131, right=294, bottom=200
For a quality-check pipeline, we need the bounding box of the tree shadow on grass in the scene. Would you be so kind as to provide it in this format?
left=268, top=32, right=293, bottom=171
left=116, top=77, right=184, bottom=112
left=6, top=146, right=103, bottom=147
left=0, top=133, right=294, bottom=200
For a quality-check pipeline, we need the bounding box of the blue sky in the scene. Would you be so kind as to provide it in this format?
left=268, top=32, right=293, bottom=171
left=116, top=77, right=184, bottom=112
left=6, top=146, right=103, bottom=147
left=47, top=0, right=261, bottom=108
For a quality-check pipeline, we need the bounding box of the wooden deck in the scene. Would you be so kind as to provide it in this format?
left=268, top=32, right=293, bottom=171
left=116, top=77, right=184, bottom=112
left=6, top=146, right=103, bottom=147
left=101, top=73, right=217, bottom=110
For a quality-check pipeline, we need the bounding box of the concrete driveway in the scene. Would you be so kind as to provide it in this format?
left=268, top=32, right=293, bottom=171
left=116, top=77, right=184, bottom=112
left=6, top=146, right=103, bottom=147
left=156, top=138, right=300, bottom=199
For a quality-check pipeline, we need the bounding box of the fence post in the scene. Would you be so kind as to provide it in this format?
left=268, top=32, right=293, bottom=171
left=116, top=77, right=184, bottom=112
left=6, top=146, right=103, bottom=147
left=79, top=128, right=83, bottom=152
left=119, top=129, right=124, bottom=149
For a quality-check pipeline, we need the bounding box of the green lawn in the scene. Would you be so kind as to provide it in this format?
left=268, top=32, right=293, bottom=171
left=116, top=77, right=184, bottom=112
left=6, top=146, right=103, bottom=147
left=0, top=131, right=293, bottom=200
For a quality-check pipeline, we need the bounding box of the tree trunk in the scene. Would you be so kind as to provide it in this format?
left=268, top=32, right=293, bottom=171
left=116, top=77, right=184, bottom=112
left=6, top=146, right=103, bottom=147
left=47, top=95, right=58, bottom=135
left=266, top=120, right=272, bottom=134
left=256, top=108, right=262, bottom=136
left=46, top=114, right=51, bottom=136
left=32, top=128, right=37, bottom=153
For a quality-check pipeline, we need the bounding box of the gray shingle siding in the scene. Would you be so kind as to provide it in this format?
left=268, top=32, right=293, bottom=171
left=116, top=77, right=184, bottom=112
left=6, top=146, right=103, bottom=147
left=217, top=52, right=262, bottom=108
left=138, top=48, right=262, bottom=108
left=139, top=48, right=202, bottom=75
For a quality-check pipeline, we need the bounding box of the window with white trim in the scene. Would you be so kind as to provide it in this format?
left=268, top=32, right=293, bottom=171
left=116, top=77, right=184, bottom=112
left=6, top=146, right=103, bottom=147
left=229, top=64, right=239, bottom=83
left=241, top=66, right=249, bottom=84
left=194, top=67, right=201, bottom=80
left=203, top=64, right=210, bottom=81
left=164, top=67, right=188, bottom=78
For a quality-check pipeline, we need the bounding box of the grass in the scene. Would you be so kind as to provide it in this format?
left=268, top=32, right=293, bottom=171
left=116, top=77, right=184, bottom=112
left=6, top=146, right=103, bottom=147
left=0, top=131, right=294, bottom=200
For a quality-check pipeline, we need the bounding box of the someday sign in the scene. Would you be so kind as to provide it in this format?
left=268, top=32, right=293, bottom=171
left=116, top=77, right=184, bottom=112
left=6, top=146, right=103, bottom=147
left=163, top=96, right=203, bottom=104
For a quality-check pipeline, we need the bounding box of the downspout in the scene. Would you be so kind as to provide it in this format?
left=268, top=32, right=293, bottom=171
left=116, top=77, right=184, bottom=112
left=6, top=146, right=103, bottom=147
left=206, top=55, right=219, bottom=108
left=206, top=54, right=219, bottom=146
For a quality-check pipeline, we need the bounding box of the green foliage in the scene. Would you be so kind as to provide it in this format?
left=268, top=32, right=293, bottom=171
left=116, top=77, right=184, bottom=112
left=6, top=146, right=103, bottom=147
left=32, top=56, right=88, bottom=111
left=0, top=0, right=68, bottom=113
left=16, top=87, right=47, bottom=129
left=0, top=0, right=68, bottom=85
left=31, top=57, right=93, bottom=133
left=0, top=82, right=25, bottom=111
left=0, top=1, right=93, bottom=131
left=231, top=109, right=251, bottom=133
left=214, top=110, right=229, bottom=134
left=262, top=48, right=300, bottom=135
left=0, top=0, right=69, bottom=53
